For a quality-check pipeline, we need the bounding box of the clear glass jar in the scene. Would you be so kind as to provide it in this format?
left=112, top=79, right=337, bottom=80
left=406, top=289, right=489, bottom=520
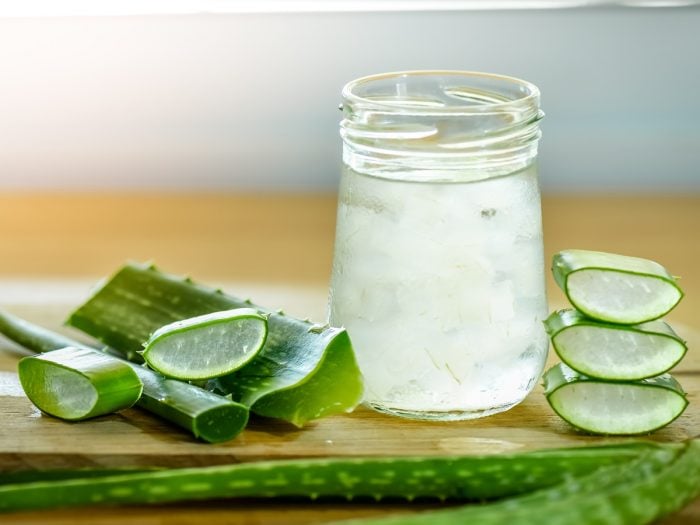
left=328, top=71, right=549, bottom=421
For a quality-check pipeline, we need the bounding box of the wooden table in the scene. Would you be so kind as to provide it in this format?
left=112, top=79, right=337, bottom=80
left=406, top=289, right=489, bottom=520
left=0, top=193, right=698, bottom=524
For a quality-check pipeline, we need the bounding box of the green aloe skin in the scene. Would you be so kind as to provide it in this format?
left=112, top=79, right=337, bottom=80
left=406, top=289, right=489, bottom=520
left=67, top=263, right=364, bottom=426
left=0, top=440, right=698, bottom=525
left=0, top=310, right=249, bottom=443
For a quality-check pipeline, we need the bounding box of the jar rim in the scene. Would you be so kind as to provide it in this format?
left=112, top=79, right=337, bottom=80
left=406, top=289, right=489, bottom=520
left=342, top=70, right=540, bottom=116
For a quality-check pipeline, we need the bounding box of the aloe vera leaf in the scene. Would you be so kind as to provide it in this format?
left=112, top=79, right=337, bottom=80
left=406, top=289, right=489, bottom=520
left=0, top=443, right=652, bottom=512
left=67, top=263, right=364, bottom=426
left=0, top=310, right=249, bottom=443
left=551, top=249, right=683, bottom=324
left=544, top=309, right=688, bottom=380
left=18, top=347, right=143, bottom=421
left=543, top=363, right=688, bottom=435
left=142, top=308, right=268, bottom=381
left=331, top=441, right=697, bottom=525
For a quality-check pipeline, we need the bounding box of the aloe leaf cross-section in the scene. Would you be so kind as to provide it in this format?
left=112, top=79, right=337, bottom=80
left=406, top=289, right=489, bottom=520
left=142, top=308, right=268, bottom=381
left=544, top=309, right=687, bottom=380
left=551, top=249, right=683, bottom=324
left=18, top=347, right=143, bottom=421
left=543, top=363, right=688, bottom=435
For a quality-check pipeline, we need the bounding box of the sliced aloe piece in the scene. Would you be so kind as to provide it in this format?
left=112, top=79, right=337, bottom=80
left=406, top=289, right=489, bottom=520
left=551, top=249, right=683, bottom=324
left=142, top=308, right=267, bottom=381
left=18, top=347, right=143, bottom=421
left=544, top=309, right=687, bottom=380
left=543, top=363, right=688, bottom=435
left=67, top=263, right=363, bottom=426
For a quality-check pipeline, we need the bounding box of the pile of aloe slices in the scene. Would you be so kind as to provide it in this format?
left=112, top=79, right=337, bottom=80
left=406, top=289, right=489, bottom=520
left=544, top=249, right=689, bottom=435
left=0, top=262, right=364, bottom=443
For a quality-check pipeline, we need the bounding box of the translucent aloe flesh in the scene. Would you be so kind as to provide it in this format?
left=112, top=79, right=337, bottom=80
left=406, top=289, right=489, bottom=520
left=544, top=309, right=687, bottom=380
left=142, top=308, right=268, bottom=380
left=18, top=347, right=143, bottom=421
left=543, top=363, right=688, bottom=435
left=0, top=310, right=249, bottom=443
left=0, top=442, right=661, bottom=513
left=551, top=250, right=683, bottom=324
left=67, top=263, right=364, bottom=426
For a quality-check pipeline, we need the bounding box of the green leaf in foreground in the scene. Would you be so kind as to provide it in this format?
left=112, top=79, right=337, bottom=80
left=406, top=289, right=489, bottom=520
left=543, top=363, right=688, bottom=435
left=551, top=249, right=683, bottom=324
left=67, top=263, right=364, bottom=426
left=18, top=347, right=143, bottom=421
left=544, top=309, right=687, bottom=380
left=332, top=440, right=699, bottom=525
left=142, top=308, right=268, bottom=380
left=0, top=442, right=658, bottom=512
left=0, top=310, right=249, bottom=443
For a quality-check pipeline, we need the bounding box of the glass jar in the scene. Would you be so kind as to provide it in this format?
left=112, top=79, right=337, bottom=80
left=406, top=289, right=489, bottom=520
left=328, top=71, right=548, bottom=421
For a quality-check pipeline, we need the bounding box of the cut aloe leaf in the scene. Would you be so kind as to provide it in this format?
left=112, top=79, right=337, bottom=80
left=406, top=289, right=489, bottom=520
left=18, top=347, right=143, bottom=421
left=0, top=310, right=249, bottom=443
left=67, top=263, right=364, bottom=427
left=543, top=363, right=688, bottom=435
left=551, top=249, right=683, bottom=324
left=544, top=309, right=687, bottom=380
left=142, top=308, right=267, bottom=381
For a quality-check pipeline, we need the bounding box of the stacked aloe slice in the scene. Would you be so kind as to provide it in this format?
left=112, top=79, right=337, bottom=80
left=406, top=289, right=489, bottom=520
left=543, top=249, right=689, bottom=435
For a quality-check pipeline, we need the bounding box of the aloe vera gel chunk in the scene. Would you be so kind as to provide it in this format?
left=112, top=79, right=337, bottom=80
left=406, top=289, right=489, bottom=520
left=544, top=363, right=688, bottom=435
left=544, top=309, right=687, bottom=381
left=142, top=308, right=267, bottom=381
left=18, top=347, right=143, bottom=421
left=552, top=250, right=683, bottom=324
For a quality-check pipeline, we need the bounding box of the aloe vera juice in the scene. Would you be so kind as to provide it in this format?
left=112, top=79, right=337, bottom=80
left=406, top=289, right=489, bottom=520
left=329, top=164, right=549, bottom=419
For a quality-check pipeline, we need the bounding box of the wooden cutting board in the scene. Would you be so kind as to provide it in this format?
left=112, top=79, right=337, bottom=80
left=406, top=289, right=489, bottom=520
left=0, top=302, right=698, bottom=524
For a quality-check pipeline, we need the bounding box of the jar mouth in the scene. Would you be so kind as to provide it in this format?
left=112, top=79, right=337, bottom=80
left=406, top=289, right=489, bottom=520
left=342, top=70, right=541, bottom=119
left=340, top=70, right=543, bottom=179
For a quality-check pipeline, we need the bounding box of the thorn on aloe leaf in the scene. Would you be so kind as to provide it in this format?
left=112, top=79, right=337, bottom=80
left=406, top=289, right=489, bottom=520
left=307, top=323, right=328, bottom=334
left=276, top=309, right=285, bottom=316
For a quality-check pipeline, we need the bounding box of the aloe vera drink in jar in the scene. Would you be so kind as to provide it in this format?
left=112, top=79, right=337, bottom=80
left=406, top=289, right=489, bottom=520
left=329, top=71, right=549, bottom=420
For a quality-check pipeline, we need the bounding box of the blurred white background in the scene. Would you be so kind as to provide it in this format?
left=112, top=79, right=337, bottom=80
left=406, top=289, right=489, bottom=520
left=0, top=2, right=698, bottom=192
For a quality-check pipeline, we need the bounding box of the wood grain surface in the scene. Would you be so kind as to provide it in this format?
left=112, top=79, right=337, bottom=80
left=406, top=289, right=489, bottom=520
left=0, top=192, right=698, bottom=524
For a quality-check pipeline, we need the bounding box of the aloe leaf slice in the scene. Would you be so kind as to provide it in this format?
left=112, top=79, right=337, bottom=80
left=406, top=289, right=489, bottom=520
left=544, top=309, right=687, bottom=380
left=18, top=347, right=143, bottom=421
left=142, top=308, right=267, bottom=381
left=67, top=263, right=364, bottom=426
left=0, top=443, right=653, bottom=512
left=0, top=310, right=249, bottom=443
left=543, top=363, right=688, bottom=435
left=551, top=249, right=683, bottom=324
